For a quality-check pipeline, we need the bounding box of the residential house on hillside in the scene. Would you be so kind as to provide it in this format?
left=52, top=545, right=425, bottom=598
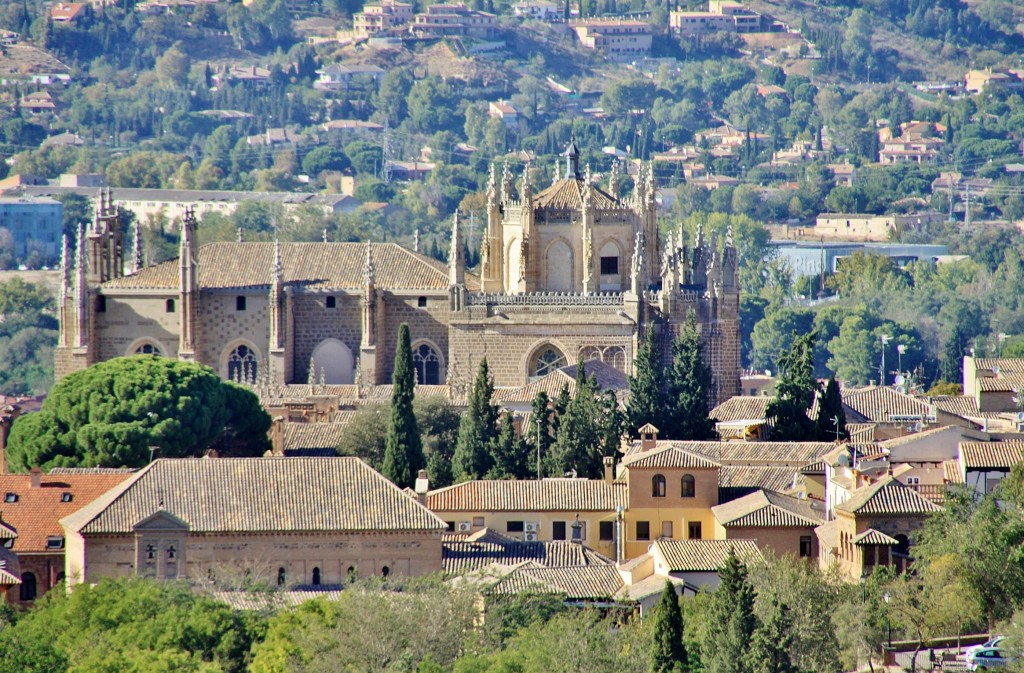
left=712, top=489, right=823, bottom=559
left=488, top=101, right=519, bottom=128
left=816, top=476, right=940, bottom=580
left=965, top=68, right=1024, bottom=94
left=0, top=467, right=136, bottom=604
left=61, top=457, right=447, bottom=587
left=570, top=19, right=652, bottom=61
left=315, top=63, right=385, bottom=91
left=353, top=0, right=414, bottom=37
left=50, top=3, right=90, bottom=22
left=512, top=0, right=560, bottom=21
left=20, top=91, right=58, bottom=114
left=957, top=440, right=1024, bottom=497
left=670, top=0, right=764, bottom=35
left=411, top=4, right=498, bottom=38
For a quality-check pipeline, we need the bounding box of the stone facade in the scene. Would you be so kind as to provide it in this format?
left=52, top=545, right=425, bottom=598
left=55, top=145, right=741, bottom=405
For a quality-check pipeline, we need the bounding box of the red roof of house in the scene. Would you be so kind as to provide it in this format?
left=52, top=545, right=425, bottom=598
left=0, top=469, right=135, bottom=554
left=50, top=3, right=88, bottom=21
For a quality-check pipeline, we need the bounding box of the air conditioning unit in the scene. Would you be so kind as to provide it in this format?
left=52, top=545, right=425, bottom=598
left=457, top=522, right=471, bottom=532
left=524, top=522, right=539, bottom=533
left=524, top=532, right=538, bottom=541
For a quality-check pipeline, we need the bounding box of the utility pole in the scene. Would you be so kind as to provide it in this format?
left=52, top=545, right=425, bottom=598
left=964, top=184, right=971, bottom=228
left=879, top=334, right=891, bottom=387
left=948, top=172, right=954, bottom=223
left=381, top=121, right=392, bottom=184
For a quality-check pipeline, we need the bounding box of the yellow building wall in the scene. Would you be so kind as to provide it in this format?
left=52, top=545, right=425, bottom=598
left=622, top=466, right=720, bottom=559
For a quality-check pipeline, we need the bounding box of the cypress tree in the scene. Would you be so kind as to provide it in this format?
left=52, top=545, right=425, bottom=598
left=489, top=412, right=529, bottom=479
left=766, top=331, right=819, bottom=441
left=452, top=358, right=499, bottom=481
left=598, top=389, right=624, bottom=458
left=704, top=548, right=759, bottom=673
left=382, top=324, right=424, bottom=487
left=530, top=391, right=553, bottom=478
left=650, top=580, right=687, bottom=673
left=549, top=365, right=604, bottom=478
left=815, top=376, right=847, bottom=441
left=627, top=324, right=663, bottom=437
left=664, top=311, right=717, bottom=441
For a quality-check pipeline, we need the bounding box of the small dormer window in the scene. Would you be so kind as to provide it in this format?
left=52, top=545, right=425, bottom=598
left=61, top=493, right=73, bottom=503
left=46, top=536, right=64, bottom=550
left=4, top=493, right=16, bottom=503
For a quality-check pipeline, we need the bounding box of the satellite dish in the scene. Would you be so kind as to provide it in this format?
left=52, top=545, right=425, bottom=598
left=896, top=385, right=906, bottom=394
left=1016, top=412, right=1024, bottom=422
left=894, top=374, right=906, bottom=386
left=837, top=454, right=850, bottom=467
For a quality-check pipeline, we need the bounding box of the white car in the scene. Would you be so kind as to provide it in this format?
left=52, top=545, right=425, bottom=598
left=966, top=648, right=1013, bottom=671
left=966, top=637, right=1008, bottom=659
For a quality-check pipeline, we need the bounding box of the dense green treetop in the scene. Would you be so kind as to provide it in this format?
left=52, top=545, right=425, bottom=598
left=5, top=356, right=270, bottom=470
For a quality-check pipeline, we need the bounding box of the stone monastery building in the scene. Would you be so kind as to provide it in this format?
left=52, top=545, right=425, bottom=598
left=55, top=144, right=741, bottom=403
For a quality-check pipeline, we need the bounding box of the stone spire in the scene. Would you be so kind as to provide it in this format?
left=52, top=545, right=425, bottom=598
left=73, top=223, right=87, bottom=349
left=449, top=211, right=465, bottom=287
left=562, top=137, right=581, bottom=179
left=178, top=207, right=199, bottom=359
left=629, top=231, right=645, bottom=295
left=272, top=238, right=283, bottom=284
left=59, top=234, right=69, bottom=306
left=520, top=163, right=532, bottom=201
left=413, top=228, right=420, bottom=253
left=486, top=163, right=498, bottom=210
left=130, top=220, right=143, bottom=274
left=608, top=160, right=620, bottom=199
left=501, top=161, right=513, bottom=202
left=237, top=227, right=244, bottom=243
left=363, top=241, right=376, bottom=287
left=323, top=228, right=329, bottom=243
left=268, top=238, right=287, bottom=375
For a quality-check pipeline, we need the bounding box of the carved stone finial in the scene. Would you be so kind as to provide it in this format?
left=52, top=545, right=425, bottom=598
left=272, top=238, right=283, bottom=282
left=363, top=241, right=376, bottom=285
left=237, top=227, right=244, bottom=243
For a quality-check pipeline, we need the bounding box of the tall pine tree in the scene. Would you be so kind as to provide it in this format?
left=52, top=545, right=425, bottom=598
left=382, top=323, right=424, bottom=487
left=750, top=598, right=797, bottom=673
left=452, top=358, right=499, bottom=482
left=650, top=579, right=687, bottom=673
left=627, top=324, right=663, bottom=437
left=815, top=376, right=847, bottom=441
left=704, top=548, right=759, bottom=673
left=766, top=331, right=819, bottom=441
left=664, top=311, right=717, bottom=441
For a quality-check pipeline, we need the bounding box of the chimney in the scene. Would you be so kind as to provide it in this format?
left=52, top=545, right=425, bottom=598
left=639, top=423, right=659, bottom=452
left=30, top=466, right=41, bottom=489
left=603, top=456, right=615, bottom=483
left=414, top=469, right=429, bottom=504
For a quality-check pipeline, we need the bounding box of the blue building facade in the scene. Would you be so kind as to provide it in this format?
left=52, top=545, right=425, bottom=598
left=0, top=197, right=63, bottom=265
left=771, top=241, right=950, bottom=279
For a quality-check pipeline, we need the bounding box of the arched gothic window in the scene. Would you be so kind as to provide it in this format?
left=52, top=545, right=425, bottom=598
left=135, top=343, right=162, bottom=356
left=681, top=474, right=696, bottom=498
left=227, top=345, right=258, bottom=383
left=530, top=345, right=567, bottom=378
left=312, top=567, right=321, bottom=586
left=652, top=474, right=666, bottom=498
left=413, top=343, right=441, bottom=385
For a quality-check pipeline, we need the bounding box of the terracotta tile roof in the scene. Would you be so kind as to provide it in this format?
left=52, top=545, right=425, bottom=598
left=836, top=476, right=941, bottom=515
left=62, top=457, right=446, bottom=535
left=842, top=386, right=936, bottom=423
left=719, top=466, right=798, bottom=493
left=653, top=539, right=762, bottom=572
left=442, top=528, right=613, bottom=574
left=533, top=177, right=621, bottom=210
left=622, top=445, right=720, bottom=470
left=847, top=423, right=876, bottom=442
left=710, top=396, right=771, bottom=423
left=853, top=528, right=898, bottom=545
left=486, top=563, right=624, bottom=600
left=0, top=471, right=136, bottom=553
left=712, top=489, right=823, bottom=528
left=930, top=395, right=980, bottom=418
left=879, top=425, right=960, bottom=449
left=103, top=242, right=479, bottom=292
left=214, top=589, right=343, bottom=611
left=814, top=519, right=838, bottom=550
left=625, top=440, right=834, bottom=465
left=943, top=459, right=964, bottom=483
left=498, top=359, right=628, bottom=404
left=959, top=441, right=1024, bottom=470
left=800, top=460, right=826, bottom=475
left=426, top=479, right=626, bottom=512
left=282, top=418, right=354, bottom=451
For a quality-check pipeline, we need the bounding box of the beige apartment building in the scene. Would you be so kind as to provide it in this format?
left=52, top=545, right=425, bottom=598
left=570, top=19, right=652, bottom=61
left=353, top=0, right=413, bottom=36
